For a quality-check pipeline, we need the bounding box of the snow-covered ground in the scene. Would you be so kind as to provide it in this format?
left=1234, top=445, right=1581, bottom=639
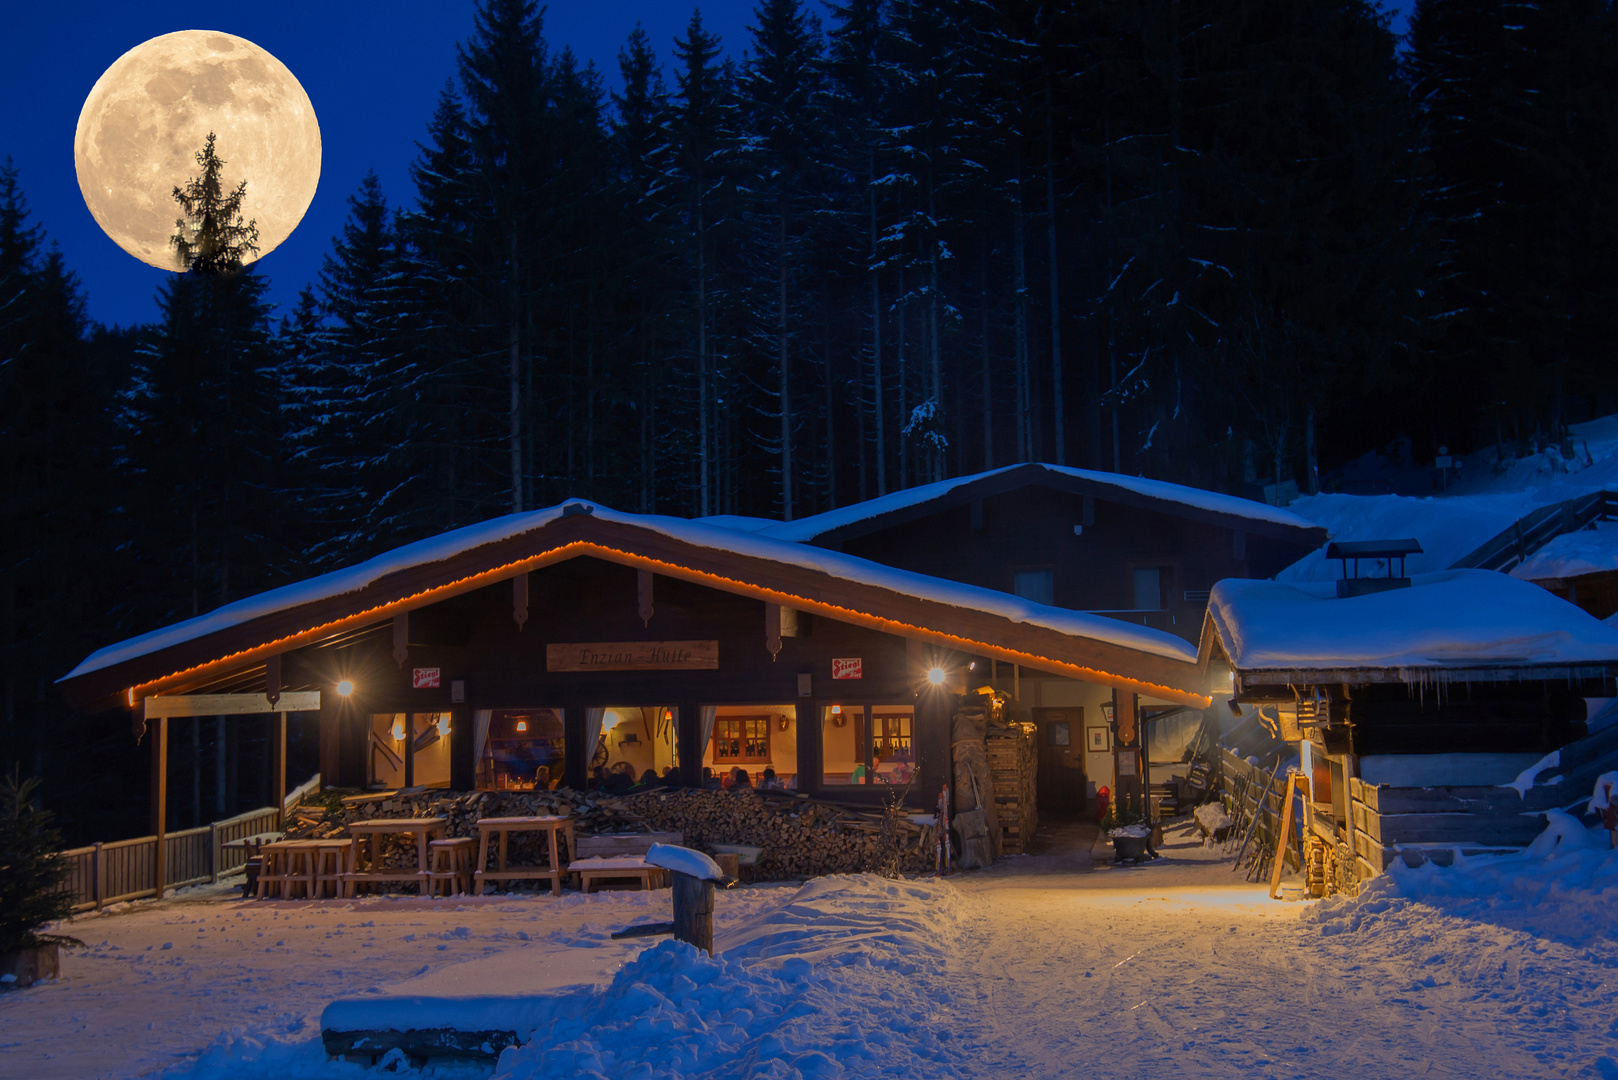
left=1285, top=412, right=1618, bottom=582
left=7, top=819, right=1618, bottom=1079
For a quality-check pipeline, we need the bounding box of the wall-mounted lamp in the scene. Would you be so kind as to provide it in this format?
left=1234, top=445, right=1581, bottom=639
left=927, top=666, right=947, bottom=686
left=436, top=714, right=451, bottom=738
left=390, top=716, right=406, bottom=742
left=516, top=719, right=529, bottom=732
left=830, top=704, right=842, bottom=715
left=336, top=679, right=355, bottom=697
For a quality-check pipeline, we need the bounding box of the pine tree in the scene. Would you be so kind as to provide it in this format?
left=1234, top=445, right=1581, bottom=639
left=124, top=134, right=289, bottom=622
left=741, top=0, right=828, bottom=518
left=0, top=770, right=74, bottom=953
left=170, top=133, right=260, bottom=275
left=671, top=12, right=743, bottom=515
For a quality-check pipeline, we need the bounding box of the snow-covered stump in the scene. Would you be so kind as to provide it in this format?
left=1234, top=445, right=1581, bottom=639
left=645, top=843, right=735, bottom=956
left=671, top=872, right=715, bottom=954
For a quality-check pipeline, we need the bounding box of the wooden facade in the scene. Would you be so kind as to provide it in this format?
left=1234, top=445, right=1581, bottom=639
left=59, top=505, right=1217, bottom=825
left=790, top=466, right=1325, bottom=643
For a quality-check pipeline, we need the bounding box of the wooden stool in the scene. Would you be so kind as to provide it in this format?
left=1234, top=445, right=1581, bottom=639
left=255, top=841, right=295, bottom=899
left=283, top=842, right=322, bottom=899
left=313, top=840, right=354, bottom=899
left=427, top=838, right=476, bottom=897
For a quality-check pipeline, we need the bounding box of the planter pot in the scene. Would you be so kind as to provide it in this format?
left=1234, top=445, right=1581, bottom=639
left=1112, top=834, right=1150, bottom=863
left=1, top=942, right=60, bottom=990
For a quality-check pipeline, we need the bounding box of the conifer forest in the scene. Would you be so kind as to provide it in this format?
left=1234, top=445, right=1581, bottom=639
left=4, top=0, right=1618, bottom=840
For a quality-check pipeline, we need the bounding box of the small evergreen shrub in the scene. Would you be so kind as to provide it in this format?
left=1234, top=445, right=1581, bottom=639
left=0, top=769, right=77, bottom=954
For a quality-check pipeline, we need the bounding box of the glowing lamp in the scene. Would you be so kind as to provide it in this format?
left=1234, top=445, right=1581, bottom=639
left=516, top=719, right=528, bottom=732
left=664, top=708, right=673, bottom=721
left=336, top=679, right=355, bottom=697
left=927, top=667, right=947, bottom=686
left=390, top=717, right=406, bottom=742
left=436, top=715, right=451, bottom=737
left=831, top=704, right=842, bottom=715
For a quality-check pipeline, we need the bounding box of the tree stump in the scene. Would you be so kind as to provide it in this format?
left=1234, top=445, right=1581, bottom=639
left=671, top=871, right=715, bottom=954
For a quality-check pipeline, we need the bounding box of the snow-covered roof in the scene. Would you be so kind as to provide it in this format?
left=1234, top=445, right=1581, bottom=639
left=693, top=514, right=780, bottom=534
left=757, top=463, right=1321, bottom=543
left=1207, top=569, right=1618, bottom=679
left=63, top=506, right=575, bottom=681
left=1511, top=524, right=1618, bottom=582
left=63, top=499, right=1200, bottom=692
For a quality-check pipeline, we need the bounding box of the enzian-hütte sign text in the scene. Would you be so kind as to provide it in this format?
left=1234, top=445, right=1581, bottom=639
left=546, top=641, right=719, bottom=672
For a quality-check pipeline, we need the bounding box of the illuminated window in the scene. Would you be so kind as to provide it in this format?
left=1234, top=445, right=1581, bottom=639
left=478, top=709, right=565, bottom=791
left=368, top=713, right=452, bottom=789
left=821, top=705, right=915, bottom=787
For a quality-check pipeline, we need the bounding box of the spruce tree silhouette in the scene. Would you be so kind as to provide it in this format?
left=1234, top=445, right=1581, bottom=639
left=170, top=132, right=259, bottom=275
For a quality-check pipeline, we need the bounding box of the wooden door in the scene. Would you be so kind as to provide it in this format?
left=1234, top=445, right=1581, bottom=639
left=1033, top=708, right=1087, bottom=815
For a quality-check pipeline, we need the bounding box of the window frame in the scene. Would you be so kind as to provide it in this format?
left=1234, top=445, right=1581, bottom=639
left=711, top=713, right=772, bottom=764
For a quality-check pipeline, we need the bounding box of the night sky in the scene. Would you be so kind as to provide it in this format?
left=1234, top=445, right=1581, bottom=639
left=2, top=1, right=1414, bottom=329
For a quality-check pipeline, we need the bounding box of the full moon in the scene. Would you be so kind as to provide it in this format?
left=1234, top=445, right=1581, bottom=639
left=74, top=30, right=321, bottom=271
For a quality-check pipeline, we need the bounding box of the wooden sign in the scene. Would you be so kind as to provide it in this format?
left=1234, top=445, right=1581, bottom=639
left=832, top=657, right=863, bottom=680
left=546, top=641, right=718, bottom=672
left=412, top=667, right=441, bottom=689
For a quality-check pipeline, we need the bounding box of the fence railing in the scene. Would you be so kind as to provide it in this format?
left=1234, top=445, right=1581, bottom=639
left=1453, top=489, right=1618, bottom=573
left=56, top=773, right=318, bottom=913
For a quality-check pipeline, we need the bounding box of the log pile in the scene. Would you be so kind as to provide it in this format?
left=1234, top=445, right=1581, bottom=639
left=986, top=728, right=1038, bottom=855
left=951, top=705, right=1000, bottom=869
left=282, top=786, right=935, bottom=882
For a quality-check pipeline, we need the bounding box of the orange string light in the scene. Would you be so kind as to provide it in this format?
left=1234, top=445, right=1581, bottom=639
left=126, top=539, right=1211, bottom=709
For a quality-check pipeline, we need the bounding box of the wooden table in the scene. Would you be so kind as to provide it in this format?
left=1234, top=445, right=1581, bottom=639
left=567, top=856, right=668, bottom=893
left=342, top=818, right=446, bottom=897
left=474, top=815, right=574, bottom=896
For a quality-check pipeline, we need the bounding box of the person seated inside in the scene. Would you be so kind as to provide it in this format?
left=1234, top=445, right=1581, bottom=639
left=759, top=766, right=781, bottom=791
left=635, top=768, right=658, bottom=790
left=603, top=762, right=634, bottom=793
left=720, top=767, right=735, bottom=790
left=731, top=767, right=753, bottom=790
left=702, top=766, right=721, bottom=790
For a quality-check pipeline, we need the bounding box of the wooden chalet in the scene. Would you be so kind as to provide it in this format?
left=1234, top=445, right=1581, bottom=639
left=59, top=493, right=1247, bottom=884
left=1200, top=567, right=1618, bottom=889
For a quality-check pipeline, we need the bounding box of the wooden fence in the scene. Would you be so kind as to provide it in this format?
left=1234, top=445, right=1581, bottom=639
left=56, top=773, right=319, bottom=913
left=1220, top=750, right=1301, bottom=878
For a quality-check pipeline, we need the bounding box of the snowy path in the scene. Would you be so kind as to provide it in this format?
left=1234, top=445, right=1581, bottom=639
left=5, top=823, right=1617, bottom=1079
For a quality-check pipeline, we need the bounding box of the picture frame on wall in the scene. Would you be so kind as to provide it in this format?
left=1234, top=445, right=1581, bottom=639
left=1100, top=702, right=1115, bottom=725
left=1087, top=726, right=1110, bottom=752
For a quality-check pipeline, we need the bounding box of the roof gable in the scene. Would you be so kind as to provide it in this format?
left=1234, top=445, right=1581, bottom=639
left=758, top=463, right=1325, bottom=546
left=60, top=501, right=1211, bottom=710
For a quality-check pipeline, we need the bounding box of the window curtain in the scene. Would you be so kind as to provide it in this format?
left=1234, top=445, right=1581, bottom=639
left=585, top=708, right=606, bottom=768
left=697, top=706, right=717, bottom=770
left=472, top=710, right=492, bottom=784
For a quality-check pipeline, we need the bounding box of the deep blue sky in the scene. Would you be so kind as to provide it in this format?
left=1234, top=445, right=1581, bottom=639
left=3, top=1, right=1414, bottom=329
left=0, top=2, right=783, bottom=328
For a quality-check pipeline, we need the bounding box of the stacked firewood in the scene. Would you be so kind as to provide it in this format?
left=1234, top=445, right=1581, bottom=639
left=283, top=786, right=935, bottom=881
left=986, top=728, right=1038, bottom=855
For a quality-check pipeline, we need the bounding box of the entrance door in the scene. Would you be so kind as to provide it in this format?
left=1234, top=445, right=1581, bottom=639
left=1033, top=708, right=1088, bottom=815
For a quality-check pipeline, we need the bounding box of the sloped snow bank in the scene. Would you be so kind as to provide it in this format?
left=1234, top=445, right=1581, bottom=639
left=158, top=875, right=967, bottom=1080
left=492, top=875, right=967, bottom=1079
left=1305, top=812, right=1618, bottom=948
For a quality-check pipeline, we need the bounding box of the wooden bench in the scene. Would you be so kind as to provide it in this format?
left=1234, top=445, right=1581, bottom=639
left=567, top=832, right=681, bottom=892
left=569, top=856, right=669, bottom=893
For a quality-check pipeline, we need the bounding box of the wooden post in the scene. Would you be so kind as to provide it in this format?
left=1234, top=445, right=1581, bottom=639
left=1269, top=773, right=1302, bottom=899
left=404, top=714, right=416, bottom=788
left=271, top=713, right=287, bottom=826
left=149, top=715, right=168, bottom=899
left=671, top=871, right=715, bottom=954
